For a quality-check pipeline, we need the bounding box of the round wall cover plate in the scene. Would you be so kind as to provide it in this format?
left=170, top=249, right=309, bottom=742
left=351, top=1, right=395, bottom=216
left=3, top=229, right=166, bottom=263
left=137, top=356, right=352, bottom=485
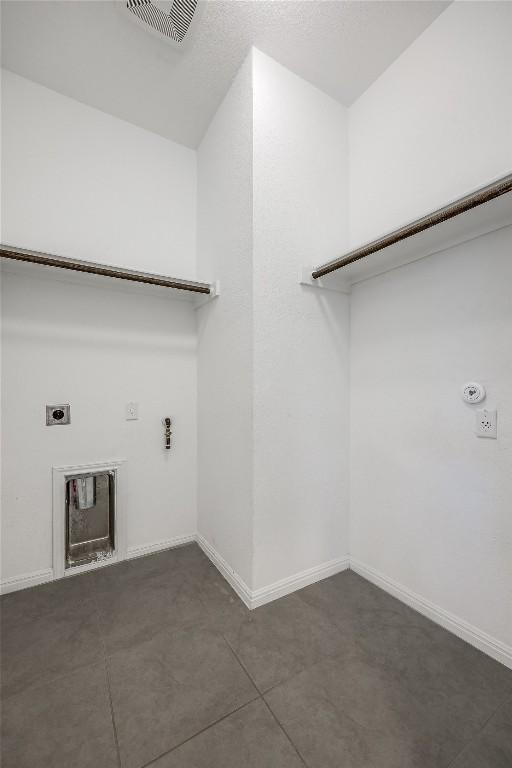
left=461, top=382, right=486, bottom=404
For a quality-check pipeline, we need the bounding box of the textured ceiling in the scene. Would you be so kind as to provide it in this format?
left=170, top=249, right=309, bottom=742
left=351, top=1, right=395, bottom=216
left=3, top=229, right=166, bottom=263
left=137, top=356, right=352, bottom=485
left=1, top=0, right=450, bottom=148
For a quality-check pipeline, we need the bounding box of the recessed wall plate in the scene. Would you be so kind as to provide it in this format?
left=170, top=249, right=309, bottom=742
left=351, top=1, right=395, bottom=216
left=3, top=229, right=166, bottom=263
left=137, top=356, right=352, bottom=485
left=46, top=404, right=71, bottom=425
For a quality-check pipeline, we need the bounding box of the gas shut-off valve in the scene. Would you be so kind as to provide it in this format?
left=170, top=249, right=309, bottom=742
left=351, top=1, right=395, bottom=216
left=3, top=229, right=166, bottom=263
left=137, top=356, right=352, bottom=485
left=163, top=417, right=172, bottom=450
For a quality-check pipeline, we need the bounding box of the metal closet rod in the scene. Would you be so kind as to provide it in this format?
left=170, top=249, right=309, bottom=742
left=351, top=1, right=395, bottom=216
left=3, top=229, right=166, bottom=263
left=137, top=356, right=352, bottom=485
left=312, top=172, right=512, bottom=279
left=0, top=245, right=212, bottom=294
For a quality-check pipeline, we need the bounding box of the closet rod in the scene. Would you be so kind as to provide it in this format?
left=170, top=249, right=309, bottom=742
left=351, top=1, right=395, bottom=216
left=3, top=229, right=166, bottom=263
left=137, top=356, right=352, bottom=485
left=0, top=245, right=211, bottom=294
left=312, top=172, right=512, bottom=279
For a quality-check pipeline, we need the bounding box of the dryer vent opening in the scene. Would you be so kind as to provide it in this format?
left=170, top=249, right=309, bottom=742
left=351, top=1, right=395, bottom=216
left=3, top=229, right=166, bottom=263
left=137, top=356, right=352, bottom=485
left=126, top=0, right=201, bottom=47
left=66, top=472, right=116, bottom=568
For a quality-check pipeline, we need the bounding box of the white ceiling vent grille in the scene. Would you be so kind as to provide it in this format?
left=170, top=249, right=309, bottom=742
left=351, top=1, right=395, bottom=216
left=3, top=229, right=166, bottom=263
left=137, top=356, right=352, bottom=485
left=126, top=0, right=201, bottom=48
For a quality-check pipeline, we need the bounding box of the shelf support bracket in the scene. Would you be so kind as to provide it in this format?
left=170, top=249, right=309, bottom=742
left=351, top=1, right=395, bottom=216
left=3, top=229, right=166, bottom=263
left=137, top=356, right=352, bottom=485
left=299, top=266, right=351, bottom=294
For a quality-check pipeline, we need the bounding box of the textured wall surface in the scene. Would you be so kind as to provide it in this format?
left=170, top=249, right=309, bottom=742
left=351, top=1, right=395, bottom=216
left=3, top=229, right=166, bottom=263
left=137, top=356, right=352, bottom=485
left=1, top=70, right=199, bottom=585
left=2, top=5, right=511, bottom=663
left=1, top=0, right=448, bottom=147
left=1, top=267, right=197, bottom=581
left=349, top=1, right=512, bottom=246
left=252, top=51, right=350, bottom=590
left=350, top=225, right=512, bottom=646
left=196, top=56, right=254, bottom=587
left=197, top=50, right=351, bottom=592
left=1, top=69, right=197, bottom=276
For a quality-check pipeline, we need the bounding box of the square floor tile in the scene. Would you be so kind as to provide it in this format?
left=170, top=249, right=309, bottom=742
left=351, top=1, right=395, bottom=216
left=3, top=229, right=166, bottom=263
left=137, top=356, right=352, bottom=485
left=450, top=697, right=512, bottom=768
left=108, top=624, right=258, bottom=768
left=1, top=663, right=118, bottom=768
left=299, top=570, right=432, bottom=633
left=0, top=572, right=95, bottom=625
left=265, top=654, right=454, bottom=768
left=81, top=544, right=199, bottom=595
left=223, top=591, right=349, bottom=692
left=88, top=544, right=208, bottom=596
left=96, top=570, right=207, bottom=653
left=1, top=595, right=104, bottom=699
left=151, top=699, right=304, bottom=768
left=3, top=547, right=510, bottom=768
left=195, top=560, right=250, bottom=633
left=299, top=571, right=512, bottom=741
left=354, top=619, right=512, bottom=713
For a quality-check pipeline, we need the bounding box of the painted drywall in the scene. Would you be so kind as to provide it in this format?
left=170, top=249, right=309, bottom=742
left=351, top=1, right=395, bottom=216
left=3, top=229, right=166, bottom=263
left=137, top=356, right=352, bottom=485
left=252, top=50, right=350, bottom=590
left=1, top=69, right=199, bottom=586
left=197, top=51, right=351, bottom=594
left=196, top=56, right=254, bottom=587
left=1, top=69, right=196, bottom=276
left=349, top=1, right=512, bottom=246
left=350, top=225, right=512, bottom=649
left=1, top=0, right=448, bottom=147
left=0, top=62, right=3, bottom=586
left=1, top=265, right=197, bottom=583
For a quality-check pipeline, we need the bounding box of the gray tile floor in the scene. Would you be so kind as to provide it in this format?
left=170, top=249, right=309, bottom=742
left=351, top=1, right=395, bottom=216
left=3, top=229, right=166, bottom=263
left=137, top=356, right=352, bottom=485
left=1, top=543, right=511, bottom=768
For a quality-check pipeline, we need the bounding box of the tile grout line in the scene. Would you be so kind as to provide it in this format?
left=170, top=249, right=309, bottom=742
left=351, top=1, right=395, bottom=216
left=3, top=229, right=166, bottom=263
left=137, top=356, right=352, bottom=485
left=104, top=656, right=123, bottom=768
left=220, top=632, right=311, bottom=768
left=7, top=548, right=510, bottom=768
left=136, top=588, right=310, bottom=768
left=261, top=696, right=311, bottom=768
left=195, top=573, right=273, bottom=694
left=138, top=696, right=262, bottom=768
left=136, top=590, right=263, bottom=768
left=220, top=631, right=263, bottom=694
left=219, top=619, right=327, bottom=700
left=444, top=691, right=512, bottom=768
left=92, top=594, right=122, bottom=768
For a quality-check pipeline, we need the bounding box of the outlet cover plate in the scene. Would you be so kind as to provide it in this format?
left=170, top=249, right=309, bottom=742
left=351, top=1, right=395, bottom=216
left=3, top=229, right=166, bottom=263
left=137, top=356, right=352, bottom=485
left=126, top=402, right=139, bottom=420
left=475, top=408, right=497, bottom=438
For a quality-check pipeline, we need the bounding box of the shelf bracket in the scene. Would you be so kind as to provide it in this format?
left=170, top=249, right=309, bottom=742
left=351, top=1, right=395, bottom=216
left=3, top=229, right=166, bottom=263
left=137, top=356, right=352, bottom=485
left=299, top=266, right=351, bottom=295
left=193, top=280, right=221, bottom=309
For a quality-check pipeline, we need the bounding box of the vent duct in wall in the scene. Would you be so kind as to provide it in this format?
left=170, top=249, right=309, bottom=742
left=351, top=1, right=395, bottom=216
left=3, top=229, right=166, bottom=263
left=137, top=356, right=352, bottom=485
left=125, top=0, right=202, bottom=48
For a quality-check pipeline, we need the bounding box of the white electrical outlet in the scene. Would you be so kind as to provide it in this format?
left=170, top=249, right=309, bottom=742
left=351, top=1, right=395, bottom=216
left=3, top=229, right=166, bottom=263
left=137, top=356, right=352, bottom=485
left=126, top=402, right=139, bottom=420
left=475, top=408, right=497, bottom=438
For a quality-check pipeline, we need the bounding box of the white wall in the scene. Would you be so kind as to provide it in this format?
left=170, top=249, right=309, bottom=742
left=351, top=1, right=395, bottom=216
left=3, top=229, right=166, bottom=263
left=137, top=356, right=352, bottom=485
left=252, top=51, right=350, bottom=590
left=349, top=1, right=512, bottom=246
left=1, top=70, right=199, bottom=587
left=1, top=69, right=196, bottom=276
left=350, top=225, right=512, bottom=648
left=197, top=51, right=351, bottom=594
left=1, top=266, right=197, bottom=582
left=2, top=10, right=510, bottom=664
left=196, top=57, right=254, bottom=587
left=348, top=0, right=512, bottom=658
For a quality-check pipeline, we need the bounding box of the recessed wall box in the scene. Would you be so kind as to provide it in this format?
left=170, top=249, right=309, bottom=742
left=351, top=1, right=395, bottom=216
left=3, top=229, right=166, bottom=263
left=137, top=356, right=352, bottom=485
left=46, top=404, right=71, bottom=425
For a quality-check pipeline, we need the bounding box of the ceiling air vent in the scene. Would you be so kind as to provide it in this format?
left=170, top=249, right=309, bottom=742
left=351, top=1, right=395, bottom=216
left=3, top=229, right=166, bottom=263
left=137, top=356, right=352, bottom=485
left=125, top=0, right=202, bottom=49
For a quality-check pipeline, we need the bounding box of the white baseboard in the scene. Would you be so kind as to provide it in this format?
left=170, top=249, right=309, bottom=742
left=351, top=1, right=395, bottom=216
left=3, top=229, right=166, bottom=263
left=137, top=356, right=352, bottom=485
left=0, top=568, right=54, bottom=595
left=3, top=544, right=509, bottom=672
left=196, top=534, right=253, bottom=608
left=250, top=555, right=350, bottom=609
left=127, top=534, right=196, bottom=560
left=0, top=535, right=196, bottom=595
left=196, top=533, right=349, bottom=610
left=350, top=557, right=512, bottom=671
